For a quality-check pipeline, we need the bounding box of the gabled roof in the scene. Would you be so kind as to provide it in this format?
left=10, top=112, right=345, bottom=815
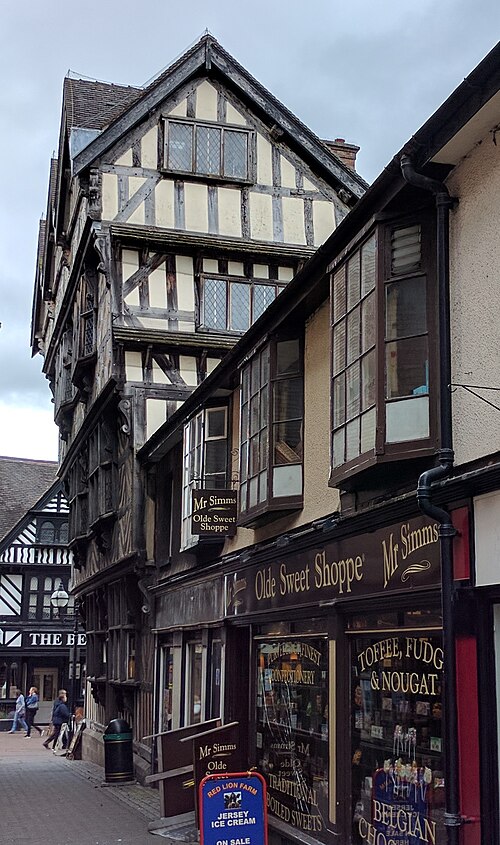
left=70, top=34, right=366, bottom=201
left=0, top=457, right=58, bottom=542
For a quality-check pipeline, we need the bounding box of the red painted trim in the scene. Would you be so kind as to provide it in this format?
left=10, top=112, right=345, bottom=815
left=452, top=506, right=470, bottom=580
left=455, top=636, right=481, bottom=845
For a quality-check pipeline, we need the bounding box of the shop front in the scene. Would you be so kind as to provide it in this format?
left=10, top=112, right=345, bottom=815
left=224, top=512, right=445, bottom=845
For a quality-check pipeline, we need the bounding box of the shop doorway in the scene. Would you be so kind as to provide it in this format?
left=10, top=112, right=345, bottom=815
left=33, top=668, right=58, bottom=724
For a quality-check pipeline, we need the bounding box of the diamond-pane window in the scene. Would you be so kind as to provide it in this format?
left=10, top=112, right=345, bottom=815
left=200, top=278, right=286, bottom=333
left=224, top=130, right=247, bottom=178
left=168, top=123, right=193, bottom=171
left=165, top=120, right=250, bottom=180
left=204, top=279, right=227, bottom=329
left=253, top=285, right=276, bottom=321
left=230, top=283, right=251, bottom=331
left=196, top=126, right=221, bottom=175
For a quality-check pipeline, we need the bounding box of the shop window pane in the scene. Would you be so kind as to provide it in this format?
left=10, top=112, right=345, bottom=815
left=209, top=640, right=222, bottom=719
left=187, top=643, right=203, bottom=725
left=360, top=407, right=376, bottom=454
left=333, top=428, right=345, bottom=468
left=346, top=418, right=360, bottom=461
left=386, top=396, right=430, bottom=443
left=350, top=630, right=444, bottom=844
left=361, top=350, right=376, bottom=411
left=391, top=223, right=421, bottom=275
left=206, top=408, right=226, bottom=438
left=274, top=378, right=302, bottom=423
left=161, top=648, right=174, bottom=732
left=347, top=251, right=361, bottom=310
left=273, top=420, right=303, bottom=464
left=223, top=130, right=247, bottom=178
left=346, top=362, right=360, bottom=421
left=333, top=375, right=346, bottom=429
left=347, top=307, right=360, bottom=365
left=249, top=476, right=258, bottom=508
left=256, top=637, right=329, bottom=842
left=272, top=464, right=302, bottom=497
left=361, top=234, right=376, bottom=294
left=386, top=276, right=427, bottom=340
left=332, top=319, right=346, bottom=376
left=239, top=482, right=247, bottom=512
left=276, top=340, right=300, bottom=376
left=258, top=470, right=268, bottom=503
left=386, top=336, right=428, bottom=398
left=333, top=265, right=346, bottom=320
left=361, top=291, right=376, bottom=352
left=168, top=123, right=193, bottom=171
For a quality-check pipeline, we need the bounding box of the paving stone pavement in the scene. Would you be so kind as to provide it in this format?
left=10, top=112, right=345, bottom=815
left=0, top=729, right=162, bottom=845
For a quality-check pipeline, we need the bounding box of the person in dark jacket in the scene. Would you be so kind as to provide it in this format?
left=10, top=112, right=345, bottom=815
left=24, top=686, right=43, bottom=737
left=43, top=689, right=70, bottom=749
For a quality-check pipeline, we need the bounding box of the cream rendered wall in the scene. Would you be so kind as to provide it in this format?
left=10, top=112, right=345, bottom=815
left=447, top=133, right=500, bottom=465
left=224, top=299, right=339, bottom=552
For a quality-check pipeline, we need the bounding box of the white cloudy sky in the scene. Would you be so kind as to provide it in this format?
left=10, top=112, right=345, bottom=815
left=1, top=0, right=499, bottom=461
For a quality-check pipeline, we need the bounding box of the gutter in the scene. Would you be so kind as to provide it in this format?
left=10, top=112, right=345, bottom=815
left=400, top=156, right=463, bottom=843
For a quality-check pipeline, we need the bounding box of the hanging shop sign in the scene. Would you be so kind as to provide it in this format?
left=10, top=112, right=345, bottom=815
left=225, top=515, right=440, bottom=615
left=192, top=721, right=244, bottom=786
left=192, top=489, right=237, bottom=537
left=24, top=631, right=87, bottom=647
left=199, top=771, right=268, bottom=845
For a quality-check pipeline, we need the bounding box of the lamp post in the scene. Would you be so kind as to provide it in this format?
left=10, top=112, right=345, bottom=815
left=50, top=588, right=78, bottom=726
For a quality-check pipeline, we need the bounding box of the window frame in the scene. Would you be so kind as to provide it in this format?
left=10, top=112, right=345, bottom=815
left=198, top=272, right=286, bottom=335
left=239, top=334, right=304, bottom=526
left=163, top=117, right=255, bottom=184
left=329, top=213, right=438, bottom=489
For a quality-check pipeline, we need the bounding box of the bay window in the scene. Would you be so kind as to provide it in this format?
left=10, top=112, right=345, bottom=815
left=330, top=215, right=436, bottom=487
left=239, top=337, right=303, bottom=523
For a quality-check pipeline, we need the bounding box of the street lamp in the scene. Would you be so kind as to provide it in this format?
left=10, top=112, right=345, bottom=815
left=49, top=588, right=78, bottom=725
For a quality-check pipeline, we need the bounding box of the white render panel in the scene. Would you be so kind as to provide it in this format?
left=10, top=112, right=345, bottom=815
left=474, top=491, right=500, bottom=586
left=141, top=126, right=158, bottom=169
left=176, top=255, right=195, bottom=311
left=207, top=357, right=221, bottom=374
left=257, top=134, right=273, bottom=186
left=146, top=398, right=168, bottom=439
left=155, top=179, right=175, bottom=228
left=125, top=288, right=140, bottom=307
left=115, top=149, right=133, bottom=166
left=152, top=361, right=170, bottom=384
left=149, top=267, right=167, bottom=308
left=249, top=193, right=273, bottom=241
left=184, top=182, right=209, bottom=232
left=138, top=317, right=168, bottom=329
left=128, top=202, right=145, bottom=225
left=122, top=249, right=140, bottom=282
left=303, top=175, right=317, bottom=191
left=226, top=102, right=247, bottom=125
left=282, top=196, right=306, bottom=244
left=102, top=172, right=118, bottom=220
left=253, top=264, right=269, bottom=279
left=179, top=355, right=198, bottom=386
left=313, top=200, right=336, bottom=246
left=203, top=258, right=219, bottom=273
left=195, top=80, right=218, bottom=121
left=168, top=99, right=187, bottom=117
left=228, top=261, right=244, bottom=277
left=125, top=351, right=143, bottom=382
left=218, top=187, right=242, bottom=238
left=280, top=155, right=296, bottom=189
left=278, top=266, right=294, bottom=282
left=178, top=321, right=195, bottom=332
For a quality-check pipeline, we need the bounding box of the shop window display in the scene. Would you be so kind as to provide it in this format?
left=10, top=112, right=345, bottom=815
left=256, top=636, right=329, bottom=841
left=350, top=626, right=444, bottom=845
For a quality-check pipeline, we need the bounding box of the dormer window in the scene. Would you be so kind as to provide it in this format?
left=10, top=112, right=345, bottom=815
left=330, top=215, right=437, bottom=489
left=164, top=118, right=253, bottom=182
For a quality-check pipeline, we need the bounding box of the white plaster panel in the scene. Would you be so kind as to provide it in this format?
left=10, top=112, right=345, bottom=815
left=218, top=187, right=241, bottom=238
left=141, top=317, right=169, bottom=329
left=280, top=156, right=296, bottom=189
left=178, top=321, right=195, bottom=332
left=149, top=267, right=167, bottom=308
left=203, top=258, right=219, bottom=273
left=282, top=196, right=306, bottom=244
left=128, top=203, right=145, bottom=225
left=184, top=182, right=209, bottom=232
left=141, top=126, right=158, bottom=169
left=152, top=362, right=170, bottom=384
left=125, top=351, right=143, bottom=382
left=155, top=179, right=175, bottom=228
left=195, top=80, right=218, bottom=121
left=175, top=255, right=195, bottom=311
left=313, top=200, right=336, bottom=246
left=129, top=175, right=147, bottom=197
left=278, top=266, right=294, bottom=282
left=179, top=355, right=198, bottom=386
left=303, top=175, right=317, bottom=191
left=207, top=357, right=221, bottom=374
left=226, top=102, right=247, bottom=125
left=146, top=398, right=168, bottom=440
left=447, top=135, right=500, bottom=465
left=253, top=264, right=269, bottom=279
left=125, top=289, right=140, bottom=307
left=228, top=261, right=244, bottom=277
left=474, top=491, right=500, bottom=586
left=168, top=99, right=187, bottom=117
left=249, top=192, right=273, bottom=241
left=257, top=134, right=273, bottom=186
left=102, top=172, right=118, bottom=220
left=122, top=249, right=139, bottom=282
left=115, top=149, right=133, bottom=166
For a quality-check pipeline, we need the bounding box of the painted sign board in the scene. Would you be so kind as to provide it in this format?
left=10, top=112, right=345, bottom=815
left=192, top=489, right=237, bottom=537
left=199, top=772, right=268, bottom=845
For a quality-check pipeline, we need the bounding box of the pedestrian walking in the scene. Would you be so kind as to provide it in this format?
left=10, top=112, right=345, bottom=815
left=9, top=689, right=28, bottom=733
left=43, top=689, right=70, bottom=749
left=24, top=686, right=42, bottom=737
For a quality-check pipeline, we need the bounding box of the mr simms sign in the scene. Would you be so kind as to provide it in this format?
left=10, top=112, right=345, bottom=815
left=192, top=489, right=237, bottom=537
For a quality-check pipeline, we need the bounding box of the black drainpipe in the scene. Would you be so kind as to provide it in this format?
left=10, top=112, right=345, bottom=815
left=400, top=155, right=461, bottom=844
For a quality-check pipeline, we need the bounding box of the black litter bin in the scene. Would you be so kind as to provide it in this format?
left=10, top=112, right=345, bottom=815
left=103, top=719, right=134, bottom=783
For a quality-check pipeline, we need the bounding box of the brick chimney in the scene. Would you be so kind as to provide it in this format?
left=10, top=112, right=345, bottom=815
left=323, top=138, right=360, bottom=171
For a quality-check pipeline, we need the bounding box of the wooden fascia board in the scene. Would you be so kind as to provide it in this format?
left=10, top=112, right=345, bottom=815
left=113, top=326, right=237, bottom=353
left=73, top=46, right=206, bottom=176
left=109, top=223, right=315, bottom=261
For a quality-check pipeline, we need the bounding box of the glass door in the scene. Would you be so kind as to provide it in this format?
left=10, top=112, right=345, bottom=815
left=33, top=668, right=58, bottom=724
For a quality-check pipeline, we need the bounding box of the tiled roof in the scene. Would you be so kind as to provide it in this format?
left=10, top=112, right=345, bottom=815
left=63, top=77, right=143, bottom=130
left=0, top=457, right=58, bottom=542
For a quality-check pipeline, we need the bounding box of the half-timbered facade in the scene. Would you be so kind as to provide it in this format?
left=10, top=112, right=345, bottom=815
left=0, top=458, right=79, bottom=726
left=32, top=35, right=365, bottom=774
